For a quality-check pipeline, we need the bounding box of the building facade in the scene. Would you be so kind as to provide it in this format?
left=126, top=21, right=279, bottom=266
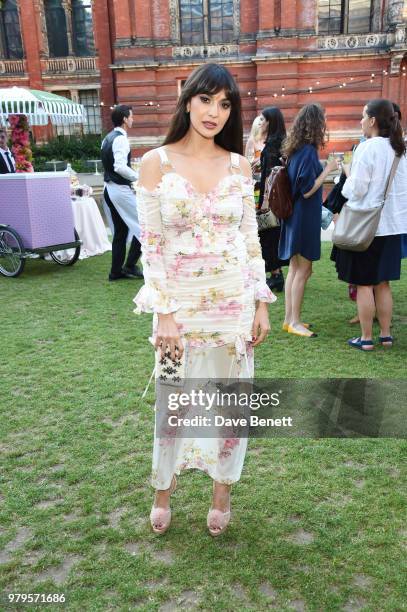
left=1, top=1, right=406, bottom=152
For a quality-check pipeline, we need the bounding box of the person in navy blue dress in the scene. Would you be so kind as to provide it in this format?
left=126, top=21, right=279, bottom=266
left=279, top=104, right=339, bottom=337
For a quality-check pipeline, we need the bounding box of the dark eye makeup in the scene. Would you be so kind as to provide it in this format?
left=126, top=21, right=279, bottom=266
left=198, top=95, right=231, bottom=109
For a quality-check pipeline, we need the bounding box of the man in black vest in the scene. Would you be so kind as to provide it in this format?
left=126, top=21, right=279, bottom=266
left=0, top=128, right=16, bottom=174
left=101, top=105, right=143, bottom=281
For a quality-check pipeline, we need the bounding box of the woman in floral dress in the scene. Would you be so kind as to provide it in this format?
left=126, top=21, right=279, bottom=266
left=133, top=63, right=276, bottom=536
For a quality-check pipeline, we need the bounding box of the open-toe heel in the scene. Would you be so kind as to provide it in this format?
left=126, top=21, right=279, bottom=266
left=150, top=475, right=177, bottom=535
left=207, top=508, right=231, bottom=537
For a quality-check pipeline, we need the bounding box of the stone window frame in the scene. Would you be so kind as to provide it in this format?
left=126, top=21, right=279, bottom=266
left=0, top=0, right=24, bottom=59
left=169, top=0, right=240, bottom=46
left=38, top=0, right=95, bottom=58
left=318, top=0, right=384, bottom=35
left=71, top=0, right=95, bottom=56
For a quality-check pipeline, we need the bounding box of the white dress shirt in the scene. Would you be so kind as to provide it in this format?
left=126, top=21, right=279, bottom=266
left=110, top=127, right=138, bottom=183
left=0, top=147, right=16, bottom=172
left=102, top=127, right=141, bottom=240
left=342, top=136, right=407, bottom=236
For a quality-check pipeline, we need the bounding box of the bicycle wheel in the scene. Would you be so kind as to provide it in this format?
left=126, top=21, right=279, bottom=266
left=49, top=229, right=81, bottom=266
left=0, top=226, right=25, bottom=277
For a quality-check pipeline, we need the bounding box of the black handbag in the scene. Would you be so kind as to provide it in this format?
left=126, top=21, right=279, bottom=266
left=323, top=172, right=347, bottom=214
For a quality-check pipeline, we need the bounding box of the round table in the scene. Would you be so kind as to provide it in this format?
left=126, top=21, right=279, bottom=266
left=48, top=196, right=111, bottom=261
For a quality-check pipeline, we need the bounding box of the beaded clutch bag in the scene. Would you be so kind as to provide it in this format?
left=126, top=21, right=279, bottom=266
left=155, top=345, right=188, bottom=387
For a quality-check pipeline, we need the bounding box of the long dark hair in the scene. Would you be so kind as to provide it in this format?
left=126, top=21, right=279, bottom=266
left=366, top=98, right=406, bottom=156
left=262, top=106, right=286, bottom=143
left=282, top=103, right=326, bottom=158
left=163, top=63, right=243, bottom=154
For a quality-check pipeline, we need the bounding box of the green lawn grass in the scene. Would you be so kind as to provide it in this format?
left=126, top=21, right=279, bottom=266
left=1, top=244, right=406, bottom=611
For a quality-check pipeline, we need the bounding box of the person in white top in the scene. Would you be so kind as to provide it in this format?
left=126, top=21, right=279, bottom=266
left=0, top=128, right=16, bottom=174
left=332, top=98, right=407, bottom=350
left=244, top=114, right=266, bottom=164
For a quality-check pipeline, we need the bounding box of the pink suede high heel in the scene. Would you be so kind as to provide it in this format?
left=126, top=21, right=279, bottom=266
left=150, top=475, right=177, bottom=535
left=207, top=507, right=231, bottom=537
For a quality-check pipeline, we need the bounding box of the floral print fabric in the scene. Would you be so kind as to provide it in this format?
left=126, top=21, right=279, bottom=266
left=133, top=148, right=276, bottom=488
left=133, top=148, right=276, bottom=351
left=152, top=342, right=253, bottom=489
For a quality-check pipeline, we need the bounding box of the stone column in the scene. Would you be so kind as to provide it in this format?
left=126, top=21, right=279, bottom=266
left=61, top=0, right=74, bottom=56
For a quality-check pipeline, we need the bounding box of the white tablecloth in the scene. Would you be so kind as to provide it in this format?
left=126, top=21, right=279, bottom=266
left=72, top=196, right=111, bottom=258
left=48, top=196, right=111, bottom=261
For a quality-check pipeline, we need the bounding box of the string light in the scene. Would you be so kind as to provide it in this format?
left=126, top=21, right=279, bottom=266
left=243, top=73, right=390, bottom=100
left=114, top=71, right=395, bottom=109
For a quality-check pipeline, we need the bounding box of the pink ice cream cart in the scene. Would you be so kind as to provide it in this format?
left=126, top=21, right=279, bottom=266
left=0, top=172, right=81, bottom=277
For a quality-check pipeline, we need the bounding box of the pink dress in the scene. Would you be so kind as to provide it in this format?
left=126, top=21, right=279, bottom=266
left=134, top=147, right=276, bottom=488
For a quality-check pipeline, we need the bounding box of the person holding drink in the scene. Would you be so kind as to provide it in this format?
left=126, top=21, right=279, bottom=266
left=278, top=103, right=339, bottom=337
left=332, top=98, right=407, bottom=350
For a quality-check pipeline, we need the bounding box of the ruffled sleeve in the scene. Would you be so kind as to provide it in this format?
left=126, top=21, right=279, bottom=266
left=133, top=184, right=179, bottom=315
left=239, top=176, right=277, bottom=304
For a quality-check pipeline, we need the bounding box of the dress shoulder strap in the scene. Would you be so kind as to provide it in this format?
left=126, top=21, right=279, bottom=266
left=157, top=147, right=173, bottom=172
left=230, top=152, right=240, bottom=173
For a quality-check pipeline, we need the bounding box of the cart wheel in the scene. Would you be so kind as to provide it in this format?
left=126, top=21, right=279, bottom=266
left=49, top=229, right=81, bottom=266
left=0, top=226, right=25, bottom=277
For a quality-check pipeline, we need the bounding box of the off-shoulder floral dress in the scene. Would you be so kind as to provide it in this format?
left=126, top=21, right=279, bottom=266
left=133, top=147, right=276, bottom=489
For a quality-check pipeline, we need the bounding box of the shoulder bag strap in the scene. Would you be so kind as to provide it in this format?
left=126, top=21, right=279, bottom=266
left=382, top=155, right=401, bottom=206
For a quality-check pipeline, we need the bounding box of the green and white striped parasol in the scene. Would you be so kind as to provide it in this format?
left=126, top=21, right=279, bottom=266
left=0, top=86, right=86, bottom=127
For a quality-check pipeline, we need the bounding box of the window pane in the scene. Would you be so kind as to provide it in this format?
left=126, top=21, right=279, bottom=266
left=318, top=0, right=343, bottom=34
left=210, top=17, right=222, bottom=31
left=72, top=0, right=95, bottom=56
left=45, top=0, right=69, bottom=57
left=209, top=0, right=234, bottom=43
left=179, top=0, right=204, bottom=44
left=211, top=1, right=221, bottom=17
left=347, top=0, right=372, bottom=33
left=79, top=89, right=102, bottom=135
left=0, top=0, right=23, bottom=59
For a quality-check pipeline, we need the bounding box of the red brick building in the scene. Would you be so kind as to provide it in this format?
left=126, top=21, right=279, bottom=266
left=1, top=1, right=406, bottom=152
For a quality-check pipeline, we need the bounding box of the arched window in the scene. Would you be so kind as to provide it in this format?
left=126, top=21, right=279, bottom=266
left=72, top=0, right=95, bottom=56
left=179, top=0, right=235, bottom=45
left=0, top=0, right=23, bottom=59
left=319, top=0, right=373, bottom=35
left=45, top=0, right=69, bottom=57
